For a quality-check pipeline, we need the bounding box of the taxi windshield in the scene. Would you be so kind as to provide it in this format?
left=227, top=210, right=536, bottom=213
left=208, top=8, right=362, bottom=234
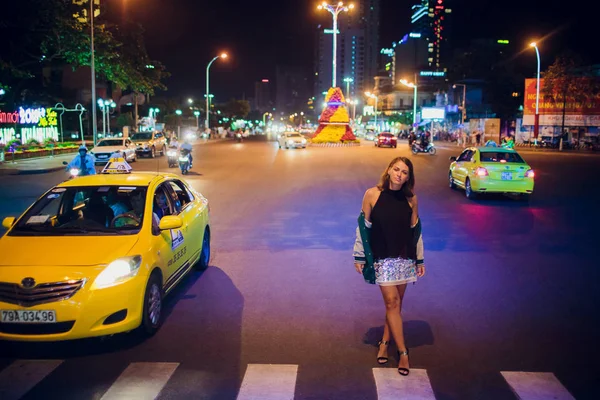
left=288, top=133, right=302, bottom=137
left=9, top=186, right=148, bottom=236
left=480, top=151, right=524, bottom=163
left=131, top=133, right=152, bottom=141
left=97, top=139, right=124, bottom=147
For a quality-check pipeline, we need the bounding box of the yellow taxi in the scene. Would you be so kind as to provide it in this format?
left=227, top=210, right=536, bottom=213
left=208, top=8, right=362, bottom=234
left=0, top=159, right=210, bottom=341
left=448, top=145, right=535, bottom=200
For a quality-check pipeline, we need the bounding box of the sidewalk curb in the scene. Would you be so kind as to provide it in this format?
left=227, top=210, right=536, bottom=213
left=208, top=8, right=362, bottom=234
left=0, top=165, right=65, bottom=176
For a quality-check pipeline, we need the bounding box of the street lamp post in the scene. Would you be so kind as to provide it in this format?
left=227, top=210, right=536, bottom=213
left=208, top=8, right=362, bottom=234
left=453, top=83, right=467, bottom=126
left=89, top=0, right=98, bottom=145
left=106, top=100, right=116, bottom=135
left=97, top=99, right=106, bottom=138
left=194, top=110, right=200, bottom=128
left=343, top=77, right=354, bottom=99
left=317, top=2, right=354, bottom=88
left=206, top=53, right=228, bottom=130
left=399, top=77, right=418, bottom=132
left=365, top=92, right=378, bottom=132
left=175, top=109, right=182, bottom=138
left=530, top=42, right=541, bottom=146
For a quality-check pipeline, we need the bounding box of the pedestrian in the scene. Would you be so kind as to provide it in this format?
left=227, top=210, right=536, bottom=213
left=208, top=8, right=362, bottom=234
left=475, top=131, right=481, bottom=145
left=353, top=157, right=425, bottom=377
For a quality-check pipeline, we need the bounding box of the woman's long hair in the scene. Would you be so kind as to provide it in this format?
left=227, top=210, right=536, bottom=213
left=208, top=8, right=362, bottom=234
left=377, top=157, right=415, bottom=198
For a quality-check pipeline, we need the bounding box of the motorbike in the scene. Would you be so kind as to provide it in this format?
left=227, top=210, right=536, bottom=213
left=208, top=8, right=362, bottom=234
left=178, top=149, right=192, bottom=175
left=167, top=148, right=178, bottom=168
left=411, top=142, right=437, bottom=155
left=235, top=133, right=243, bottom=143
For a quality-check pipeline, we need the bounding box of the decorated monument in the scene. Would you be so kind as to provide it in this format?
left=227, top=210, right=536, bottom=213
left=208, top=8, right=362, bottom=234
left=310, top=87, right=357, bottom=144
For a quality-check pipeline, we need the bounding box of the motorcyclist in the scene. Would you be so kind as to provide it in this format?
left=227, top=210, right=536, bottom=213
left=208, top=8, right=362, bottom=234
left=179, top=138, right=193, bottom=166
left=169, top=136, right=180, bottom=149
left=419, top=131, right=429, bottom=150
left=66, top=145, right=96, bottom=176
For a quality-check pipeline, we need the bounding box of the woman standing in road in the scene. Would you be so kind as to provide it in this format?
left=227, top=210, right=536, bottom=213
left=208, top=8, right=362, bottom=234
left=353, top=157, right=425, bottom=376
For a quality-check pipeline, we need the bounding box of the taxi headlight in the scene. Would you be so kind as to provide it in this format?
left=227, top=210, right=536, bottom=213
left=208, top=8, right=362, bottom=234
left=288, top=140, right=294, bottom=144
left=93, top=255, right=142, bottom=289
left=301, top=138, right=307, bottom=144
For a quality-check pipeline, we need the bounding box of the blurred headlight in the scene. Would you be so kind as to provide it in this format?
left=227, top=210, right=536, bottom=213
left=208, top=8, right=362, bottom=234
left=167, top=150, right=177, bottom=157
left=93, top=256, right=142, bottom=289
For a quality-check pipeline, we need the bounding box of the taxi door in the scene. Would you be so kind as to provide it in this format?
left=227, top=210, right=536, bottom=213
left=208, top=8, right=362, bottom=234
left=454, top=149, right=474, bottom=186
left=150, top=183, right=182, bottom=291
left=167, top=180, right=205, bottom=263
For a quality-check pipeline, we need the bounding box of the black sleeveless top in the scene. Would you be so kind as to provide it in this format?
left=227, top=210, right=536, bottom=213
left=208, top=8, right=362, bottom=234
left=370, top=189, right=416, bottom=261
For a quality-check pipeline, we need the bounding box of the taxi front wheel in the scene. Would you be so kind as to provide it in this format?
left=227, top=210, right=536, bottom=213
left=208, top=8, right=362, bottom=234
left=196, top=228, right=211, bottom=271
left=140, top=272, right=163, bottom=336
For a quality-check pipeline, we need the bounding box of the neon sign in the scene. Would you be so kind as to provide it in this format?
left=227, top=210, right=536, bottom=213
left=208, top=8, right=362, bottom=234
left=380, top=48, right=394, bottom=56
left=420, top=71, right=446, bottom=77
left=0, top=107, right=59, bottom=143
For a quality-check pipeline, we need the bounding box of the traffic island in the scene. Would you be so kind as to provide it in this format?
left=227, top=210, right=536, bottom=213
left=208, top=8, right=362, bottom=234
left=309, top=87, right=359, bottom=147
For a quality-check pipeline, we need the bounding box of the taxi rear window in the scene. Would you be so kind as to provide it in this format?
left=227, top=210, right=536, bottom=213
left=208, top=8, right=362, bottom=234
left=479, top=151, right=524, bottom=163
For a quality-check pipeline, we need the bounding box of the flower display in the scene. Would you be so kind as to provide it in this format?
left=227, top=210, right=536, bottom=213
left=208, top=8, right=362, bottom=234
left=312, top=87, right=356, bottom=143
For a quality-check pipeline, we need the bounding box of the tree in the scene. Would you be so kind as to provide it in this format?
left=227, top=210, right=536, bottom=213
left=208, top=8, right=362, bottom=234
left=221, top=99, right=251, bottom=119
left=542, top=53, right=600, bottom=142
left=116, top=112, right=134, bottom=128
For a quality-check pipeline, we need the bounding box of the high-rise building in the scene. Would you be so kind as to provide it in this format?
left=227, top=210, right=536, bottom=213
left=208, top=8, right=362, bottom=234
left=276, top=66, right=310, bottom=115
left=314, top=0, right=381, bottom=109
left=254, top=79, right=272, bottom=113
left=410, top=0, right=452, bottom=70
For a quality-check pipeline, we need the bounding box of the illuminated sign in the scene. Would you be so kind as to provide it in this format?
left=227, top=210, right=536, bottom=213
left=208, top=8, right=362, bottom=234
left=261, top=79, right=269, bottom=83
left=385, top=63, right=391, bottom=71
left=0, top=107, right=59, bottom=143
left=380, top=48, right=394, bottom=56
left=421, top=107, right=446, bottom=120
left=409, top=32, right=422, bottom=38
left=420, top=71, right=446, bottom=77
left=324, top=29, right=340, bottom=34
left=497, top=39, right=509, bottom=44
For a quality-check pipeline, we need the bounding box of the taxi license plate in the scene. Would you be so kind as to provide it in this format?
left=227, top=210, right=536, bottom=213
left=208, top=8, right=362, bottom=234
left=1, top=310, right=57, bottom=323
left=501, top=172, right=513, bottom=180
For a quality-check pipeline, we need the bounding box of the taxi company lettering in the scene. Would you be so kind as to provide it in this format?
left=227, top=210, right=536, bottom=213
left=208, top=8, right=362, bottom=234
left=0, top=107, right=47, bottom=125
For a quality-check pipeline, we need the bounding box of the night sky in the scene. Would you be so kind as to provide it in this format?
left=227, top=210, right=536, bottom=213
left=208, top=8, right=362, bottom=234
left=119, top=0, right=596, bottom=100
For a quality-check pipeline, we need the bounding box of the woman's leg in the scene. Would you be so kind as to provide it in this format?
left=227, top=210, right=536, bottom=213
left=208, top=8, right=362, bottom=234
left=380, top=284, right=409, bottom=370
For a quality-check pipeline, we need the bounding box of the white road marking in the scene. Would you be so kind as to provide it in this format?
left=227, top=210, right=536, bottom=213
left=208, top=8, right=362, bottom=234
left=100, top=362, right=179, bottom=400
left=373, top=368, right=436, bottom=400
left=501, top=371, right=575, bottom=400
left=237, top=364, right=298, bottom=400
left=0, top=359, right=63, bottom=400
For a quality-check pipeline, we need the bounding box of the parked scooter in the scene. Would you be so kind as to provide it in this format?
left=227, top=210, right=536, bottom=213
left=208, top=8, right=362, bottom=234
left=235, top=133, right=243, bottom=143
left=411, top=142, right=437, bottom=155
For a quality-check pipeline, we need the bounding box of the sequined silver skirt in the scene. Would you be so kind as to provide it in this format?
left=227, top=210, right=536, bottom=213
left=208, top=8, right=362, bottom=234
left=374, top=257, right=417, bottom=286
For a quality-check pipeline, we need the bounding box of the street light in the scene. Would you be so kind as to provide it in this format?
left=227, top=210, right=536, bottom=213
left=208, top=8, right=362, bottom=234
left=206, top=53, right=228, bottom=130
left=399, top=78, right=418, bottom=132
left=530, top=42, right=541, bottom=145
left=97, top=98, right=116, bottom=138
left=343, top=77, right=354, bottom=99
left=452, top=83, right=467, bottom=128
left=365, top=92, right=378, bottom=132
left=88, top=0, right=98, bottom=144
left=188, top=98, right=193, bottom=105
left=317, top=2, right=354, bottom=88
left=193, top=110, right=200, bottom=128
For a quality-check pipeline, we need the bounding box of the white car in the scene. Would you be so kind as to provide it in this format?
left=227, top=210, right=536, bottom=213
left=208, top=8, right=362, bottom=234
left=278, top=132, right=307, bottom=149
left=91, top=138, right=137, bottom=164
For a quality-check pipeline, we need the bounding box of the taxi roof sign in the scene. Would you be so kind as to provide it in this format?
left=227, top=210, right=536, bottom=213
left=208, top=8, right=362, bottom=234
left=101, top=157, right=133, bottom=174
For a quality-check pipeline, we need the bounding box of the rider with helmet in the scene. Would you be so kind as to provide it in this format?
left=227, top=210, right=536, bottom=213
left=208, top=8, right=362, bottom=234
left=66, top=145, right=96, bottom=176
left=179, top=137, right=193, bottom=167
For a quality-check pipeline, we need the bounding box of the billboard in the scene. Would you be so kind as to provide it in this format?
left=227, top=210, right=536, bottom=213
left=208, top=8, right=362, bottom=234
left=523, top=78, right=600, bottom=126
left=421, top=107, right=445, bottom=120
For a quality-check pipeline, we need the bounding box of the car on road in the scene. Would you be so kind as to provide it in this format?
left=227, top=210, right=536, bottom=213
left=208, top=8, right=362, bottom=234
left=375, top=132, right=397, bottom=148
left=0, top=166, right=211, bottom=341
left=91, top=138, right=137, bottom=165
left=278, top=132, right=307, bottom=149
left=448, top=146, right=534, bottom=200
left=130, top=131, right=167, bottom=158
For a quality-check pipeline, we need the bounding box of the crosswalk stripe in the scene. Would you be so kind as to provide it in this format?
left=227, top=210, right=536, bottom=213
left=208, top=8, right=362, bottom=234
left=237, top=364, right=298, bottom=400
left=373, top=368, right=436, bottom=400
left=501, top=371, right=575, bottom=400
left=100, top=362, right=179, bottom=400
left=0, top=359, right=63, bottom=400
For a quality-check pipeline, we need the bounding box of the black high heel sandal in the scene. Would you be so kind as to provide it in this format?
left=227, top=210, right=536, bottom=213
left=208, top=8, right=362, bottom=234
left=397, top=348, right=410, bottom=376
left=376, top=340, right=390, bottom=365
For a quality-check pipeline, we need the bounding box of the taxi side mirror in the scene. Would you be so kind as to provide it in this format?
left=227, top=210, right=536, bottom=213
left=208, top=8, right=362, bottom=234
left=62, top=161, right=68, bottom=165
left=2, top=217, right=16, bottom=229
left=158, top=215, right=183, bottom=231
left=449, top=156, right=457, bottom=162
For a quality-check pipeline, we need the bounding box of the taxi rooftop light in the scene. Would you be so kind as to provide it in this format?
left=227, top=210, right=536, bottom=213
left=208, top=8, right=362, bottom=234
left=101, top=157, right=133, bottom=174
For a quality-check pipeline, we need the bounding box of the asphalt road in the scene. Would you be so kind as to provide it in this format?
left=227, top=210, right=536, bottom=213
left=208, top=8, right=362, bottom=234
left=0, top=137, right=599, bottom=400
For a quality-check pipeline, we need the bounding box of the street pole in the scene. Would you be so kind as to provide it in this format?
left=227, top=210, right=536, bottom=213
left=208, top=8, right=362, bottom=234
left=374, top=96, right=378, bottom=132
left=90, top=0, right=97, bottom=145
left=344, top=77, right=353, bottom=99
left=531, top=42, right=541, bottom=146
left=205, top=53, right=227, bottom=130
left=318, top=2, right=354, bottom=88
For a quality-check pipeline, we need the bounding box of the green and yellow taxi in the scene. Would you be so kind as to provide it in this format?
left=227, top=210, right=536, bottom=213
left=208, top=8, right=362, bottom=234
left=448, top=145, right=535, bottom=200
left=0, top=159, right=210, bottom=341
